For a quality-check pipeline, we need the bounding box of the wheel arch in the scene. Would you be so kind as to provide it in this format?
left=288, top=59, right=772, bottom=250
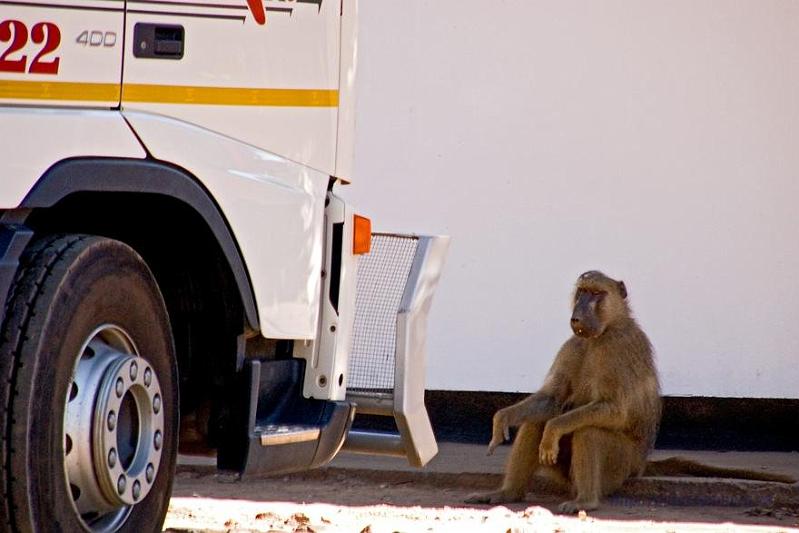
left=18, top=156, right=259, bottom=331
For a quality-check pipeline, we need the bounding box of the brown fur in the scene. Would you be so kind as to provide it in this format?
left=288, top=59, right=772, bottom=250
left=643, top=457, right=795, bottom=484
left=465, top=271, right=794, bottom=514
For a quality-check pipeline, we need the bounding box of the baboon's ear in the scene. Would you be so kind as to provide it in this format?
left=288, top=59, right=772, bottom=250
left=617, top=281, right=628, bottom=299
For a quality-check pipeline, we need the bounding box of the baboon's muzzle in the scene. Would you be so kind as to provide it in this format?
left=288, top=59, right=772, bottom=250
left=571, top=293, right=601, bottom=337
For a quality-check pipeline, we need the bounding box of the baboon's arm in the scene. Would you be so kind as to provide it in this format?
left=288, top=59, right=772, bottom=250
left=487, top=343, right=573, bottom=455
left=545, top=400, right=624, bottom=434
left=538, top=400, right=624, bottom=464
left=501, top=393, right=559, bottom=427
left=487, top=393, right=558, bottom=454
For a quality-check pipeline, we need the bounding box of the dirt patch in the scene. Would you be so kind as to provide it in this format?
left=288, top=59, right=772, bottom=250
left=165, top=466, right=799, bottom=532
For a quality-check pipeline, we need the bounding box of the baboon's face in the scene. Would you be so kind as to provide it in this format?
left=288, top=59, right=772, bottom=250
left=570, top=271, right=627, bottom=338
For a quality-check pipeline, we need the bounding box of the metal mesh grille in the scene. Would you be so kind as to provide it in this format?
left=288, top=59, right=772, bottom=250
left=348, top=234, right=419, bottom=392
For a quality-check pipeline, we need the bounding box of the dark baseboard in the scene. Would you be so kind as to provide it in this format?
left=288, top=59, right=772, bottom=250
left=351, top=391, right=799, bottom=451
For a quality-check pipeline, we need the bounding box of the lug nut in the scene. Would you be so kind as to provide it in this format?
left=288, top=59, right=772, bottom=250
left=153, top=394, right=161, bottom=414
left=115, top=378, right=124, bottom=398
left=144, top=368, right=152, bottom=387
left=130, top=362, right=138, bottom=381
left=107, top=411, right=117, bottom=431
left=154, top=430, right=162, bottom=451
left=108, top=448, right=117, bottom=468
left=132, top=480, right=141, bottom=500
left=146, top=463, right=155, bottom=483
left=117, top=475, right=126, bottom=495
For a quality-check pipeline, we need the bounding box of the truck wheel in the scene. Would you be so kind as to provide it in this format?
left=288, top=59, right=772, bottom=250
left=0, top=235, right=178, bottom=532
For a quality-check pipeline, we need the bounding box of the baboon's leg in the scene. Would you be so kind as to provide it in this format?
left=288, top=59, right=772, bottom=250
left=501, top=422, right=545, bottom=497
left=465, top=422, right=545, bottom=504
left=558, top=427, right=638, bottom=514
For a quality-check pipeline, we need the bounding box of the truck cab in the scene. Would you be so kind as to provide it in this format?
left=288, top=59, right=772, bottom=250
left=0, top=2, right=447, bottom=531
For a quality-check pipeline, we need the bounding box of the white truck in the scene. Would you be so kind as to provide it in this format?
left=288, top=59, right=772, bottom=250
left=0, top=1, right=448, bottom=531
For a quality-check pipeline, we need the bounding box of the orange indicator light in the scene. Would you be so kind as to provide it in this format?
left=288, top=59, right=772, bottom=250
left=353, top=215, right=371, bottom=255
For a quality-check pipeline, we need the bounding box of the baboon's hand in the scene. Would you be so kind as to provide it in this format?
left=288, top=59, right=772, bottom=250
left=539, top=427, right=559, bottom=465
left=487, top=411, right=511, bottom=455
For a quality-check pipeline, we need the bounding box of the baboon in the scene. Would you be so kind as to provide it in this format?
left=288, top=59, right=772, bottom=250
left=466, top=271, right=795, bottom=514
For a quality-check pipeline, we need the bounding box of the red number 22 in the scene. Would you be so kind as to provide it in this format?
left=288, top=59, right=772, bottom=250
left=0, top=20, right=61, bottom=75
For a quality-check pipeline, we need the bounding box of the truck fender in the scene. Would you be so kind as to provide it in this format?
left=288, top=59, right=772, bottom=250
left=14, top=157, right=259, bottom=330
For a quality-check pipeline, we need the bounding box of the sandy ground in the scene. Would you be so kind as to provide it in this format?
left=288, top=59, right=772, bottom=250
left=164, top=466, right=799, bottom=532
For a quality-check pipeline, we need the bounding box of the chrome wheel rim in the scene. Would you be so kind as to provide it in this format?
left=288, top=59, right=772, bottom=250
left=64, top=325, right=164, bottom=532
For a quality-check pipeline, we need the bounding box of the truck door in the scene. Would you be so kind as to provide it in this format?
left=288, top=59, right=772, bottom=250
left=0, top=1, right=123, bottom=107
left=121, top=0, right=341, bottom=176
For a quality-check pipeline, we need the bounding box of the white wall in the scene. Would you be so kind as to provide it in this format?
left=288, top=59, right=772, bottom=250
left=342, top=0, right=799, bottom=398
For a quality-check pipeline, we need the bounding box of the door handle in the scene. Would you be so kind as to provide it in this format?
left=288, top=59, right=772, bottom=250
left=133, top=23, right=184, bottom=59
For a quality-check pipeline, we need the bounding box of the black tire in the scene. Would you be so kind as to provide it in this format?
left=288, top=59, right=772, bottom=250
left=0, top=235, right=178, bottom=532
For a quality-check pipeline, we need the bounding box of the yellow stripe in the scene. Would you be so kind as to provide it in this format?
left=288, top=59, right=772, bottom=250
left=0, top=80, right=120, bottom=102
left=123, top=84, right=339, bottom=107
left=0, top=80, right=339, bottom=107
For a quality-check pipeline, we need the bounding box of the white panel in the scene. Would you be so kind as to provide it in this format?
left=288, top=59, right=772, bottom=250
left=0, top=1, right=123, bottom=107
left=343, top=1, right=799, bottom=398
left=334, top=0, right=358, bottom=180
left=0, top=108, right=145, bottom=207
left=122, top=0, right=340, bottom=175
left=124, top=110, right=328, bottom=339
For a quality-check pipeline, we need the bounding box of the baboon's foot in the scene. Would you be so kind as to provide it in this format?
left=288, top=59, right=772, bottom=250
left=464, top=489, right=524, bottom=505
left=557, top=499, right=599, bottom=514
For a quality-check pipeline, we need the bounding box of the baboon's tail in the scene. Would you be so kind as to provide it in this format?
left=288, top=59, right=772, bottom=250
left=644, top=457, right=796, bottom=484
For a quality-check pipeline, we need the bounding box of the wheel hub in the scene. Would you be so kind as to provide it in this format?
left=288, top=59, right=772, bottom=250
left=64, top=326, right=164, bottom=529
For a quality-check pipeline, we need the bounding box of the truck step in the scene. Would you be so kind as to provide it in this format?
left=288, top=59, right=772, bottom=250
left=218, top=358, right=354, bottom=476
left=255, top=424, right=321, bottom=446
